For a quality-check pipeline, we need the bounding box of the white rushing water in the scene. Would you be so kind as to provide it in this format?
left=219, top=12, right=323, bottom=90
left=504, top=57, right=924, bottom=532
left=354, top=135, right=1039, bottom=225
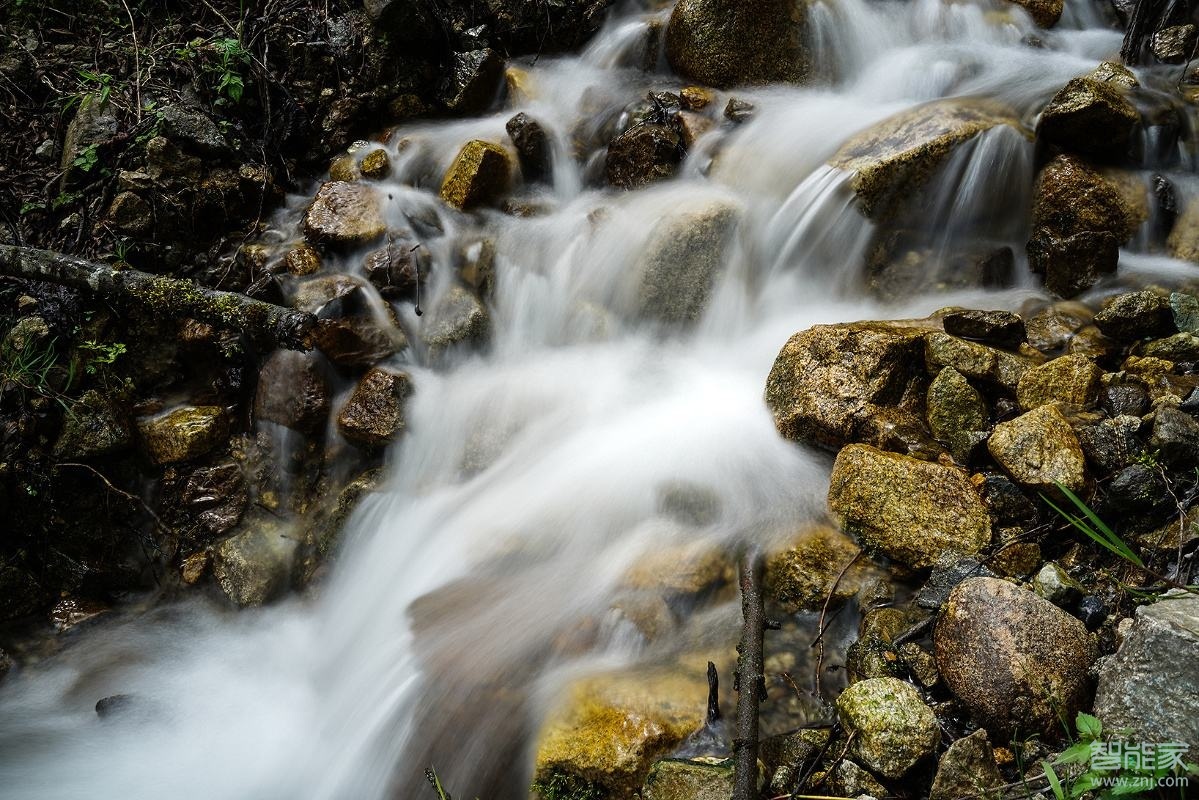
left=0, top=0, right=1170, bottom=797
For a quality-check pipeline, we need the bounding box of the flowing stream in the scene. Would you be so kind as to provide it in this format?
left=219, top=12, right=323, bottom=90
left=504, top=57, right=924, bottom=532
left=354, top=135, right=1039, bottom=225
left=0, top=1, right=1182, bottom=797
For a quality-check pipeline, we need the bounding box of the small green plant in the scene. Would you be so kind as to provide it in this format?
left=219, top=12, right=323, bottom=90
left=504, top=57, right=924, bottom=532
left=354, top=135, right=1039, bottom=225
left=52, top=191, right=79, bottom=211
left=1043, top=481, right=1145, bottom=568
left=530, top=769, right=605, bottom=800
left=211, top=37, right=249, bottom=102
left=62, top=69, right=115, bottom=114
left=0, top=336, right=73, bottom=409
left=71, top=143, right=100, bottom=173
left=78, top=340, right=126, bottom=375
left=426, top=768, right=453, bottom=800
left=1042, top=712, right=1197, bottom=799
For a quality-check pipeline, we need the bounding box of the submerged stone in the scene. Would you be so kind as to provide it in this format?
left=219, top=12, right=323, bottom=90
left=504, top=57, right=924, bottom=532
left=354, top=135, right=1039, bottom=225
left=605, top=124, right=682, bottom=190
left=213, top=519, right=299, bottom=607
left=765, top=524, right=872, bottom=612
left=636, top=200, right=739, bottom=325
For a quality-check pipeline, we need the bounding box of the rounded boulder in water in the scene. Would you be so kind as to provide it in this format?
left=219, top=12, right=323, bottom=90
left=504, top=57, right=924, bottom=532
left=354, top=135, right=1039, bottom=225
left=665, top=0, right=813, bottom=88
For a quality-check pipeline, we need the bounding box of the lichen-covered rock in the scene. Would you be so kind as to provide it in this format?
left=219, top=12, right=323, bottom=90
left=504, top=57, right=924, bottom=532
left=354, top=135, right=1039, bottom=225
left=926, top=366, right=989, bottom=447
left=1036, top=77, right=1139, bottom=160
left=303, top=181, right=386, bottom=246
left=420, top=285, right=490, bottom=361
left=1094, top=590, right=1199, bottom=752
left=283, top=244, right=321, bottom=276
left=836, top=677, right=940, bottom=779
left=765, top=322, right=928, bottom=450
left=54, top=390, right=132, bottom=459
left=254, top=351, right=330, bottom=434
left=642, top=758, right=734, bottom=800
left=925, top=331, right=1038, bottom=390
left=359, top=148, right=391, bottom=180
left=942, top=309, right=1026, bottom=349
left=605, top=124, right=682, bottom=190
left=1015, top=354, right=1102, bottom=411
left=533, top=669, right=710, bottom=798
left=934, top=577, right=1096, bottom=739
left=137, top=406, right=229, bottom=465
left=765, top=524, right=872, bottom=612
left=1170, top=292, right=1199, bottom=333
left=1142, top=332, right=1199, bottom=362
left=929, top=729, right=1004, bottom=800
left=830, top=100, right=1021, bottom=221
left=828, top=444, right=991, bottom=569
left=665, top=0, right=812, bottom=88
left=636, top=200, right=739, bottom=325
left=987, top=404, right=1087, bottom=493
left=439, top=140, right=510, bottom=210
left=212, top=519, right=298, bottom=607
left=1093, top=290, right=1176, bottom=341
left=1006, top=0, right=1063, bottom=26
left=337, top=368, right=412, bottom=449
left=2, top=316, right=50, bottom=353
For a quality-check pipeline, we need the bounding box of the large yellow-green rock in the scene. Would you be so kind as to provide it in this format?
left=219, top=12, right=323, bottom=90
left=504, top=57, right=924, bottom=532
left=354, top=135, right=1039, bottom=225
left=836, top=677, right=940, bottom=779
left=765, top=524, right=874, bottom=613
left=926, top=366, right=989, bottom=443
left=1015, top=354, right=1102, bottom=411
left=827, top=444, right=991, bottom=569
left=533, top=669, right=709, bottom=798
left=925, top=331, right=1039, bottom=391
left=642, top=758, right=734, bottom=800
left=137, top=405, right=229, bottom=465
left=830, top=100, right=1022, bottom=221
left=665, top=0, right=812, bottom=88
left=303, top=181, right=386, bottom=246
left=987, top=404, right=1087, bottom=493
left=439, top=140, right=510, bottom=210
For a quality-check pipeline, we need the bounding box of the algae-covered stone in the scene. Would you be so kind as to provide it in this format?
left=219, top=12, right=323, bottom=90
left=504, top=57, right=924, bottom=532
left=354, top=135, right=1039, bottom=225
left=533, top=669, right=709, bottom=798
left=830, top=100, right=1021, bottom=221
left=934, top=577, right=1097, bottom=739
left=636, top=200, right=739, bottom=325
left=1015, top=354, right=1102, bottom=410
left=303, top=181, right=386, bottom=246
left=337, top=368, right=412, bottom=449
left=213, top=519, right=298, bottom=607
left=765, top=322, right=927, bottom=450
left=642, top=758, right=734, bottom=800
left=1006, top=0, right=1063, bottom=26
left=359, top=148, right=391, bottom=180
left=929, top=729, right=1004, bottom=800
left=926, top=366, right=989, bottom=444
left=439, top=140, right=510, bottom=210
left=987, top=404, right=1087, bottom=493
left=828, top=444, right=991, bottom=569
left=137, top=406, right=229, bottom=465
left=1036, top=77, right=1138, bottom=160
left=765, top=524, right=871, bottom=613
left=925, top=331, right=1038, bottom=390
left=836, top=677, right=940, bottom=779
left=665, top=0, right=812, bottom=89
left=1093, top=290, right=1176, bottom=341
left=420, top=285, right=490, bottom=362
left=54, top=390, right=132, bottom=459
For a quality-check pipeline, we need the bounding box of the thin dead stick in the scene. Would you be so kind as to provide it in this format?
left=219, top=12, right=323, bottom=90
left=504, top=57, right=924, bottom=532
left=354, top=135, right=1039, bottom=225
left=119, top=0, right=142, bottom=122
left=733, top=549, right=766, bottom=800
left=0, top=245, right=315, bottom=350
left=56, top=462, right=172, bottom=536
left=812, top=550, right=861, bottom=699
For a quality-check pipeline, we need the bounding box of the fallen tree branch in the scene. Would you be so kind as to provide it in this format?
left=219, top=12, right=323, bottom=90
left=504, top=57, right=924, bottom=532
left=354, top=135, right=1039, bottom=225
left=733, top=549, right=766, bottom=800
left=0, top=245, right=314, bottom=350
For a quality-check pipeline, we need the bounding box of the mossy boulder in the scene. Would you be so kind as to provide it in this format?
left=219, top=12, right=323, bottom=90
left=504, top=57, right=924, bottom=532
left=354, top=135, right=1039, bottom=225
left=419, top=285, right=490, bottom=362
left=987, top=404, right=1087, bottom=493
left=1093, top=290, right=1176, bottom=341
left=935, top=577, right=1097, bottom=739
left=533, top=669, right=709, bottom=798
left=1036, top=77, right=1139, bottom=161
left=303, top=181, right=386, bottom=246
left=336, top=368, right=412, bottom=449
left=925, top=331, right=1039, bottom=391
left=642, top=758, right=734, bottom=800
left=765, top=524, right=874, bottom=612
left=54, top=390, right=132, bottom=460
left=665, top=0, right=812, bottom=88
left=1015, top=354, right=1102, bottom=411
left=926, top=366, right=989, bottom=449
left=827, top=444, right=992, bottom=569
left=636, top=200, right=740, bottom=325
left=830, top=100, right=1021, bottom=221
left=137, top=406, right=229, bottom=465
left=439, top=140, right=510, bottom=210
left=836, top=677, right=940, bottom=779
left=765, top=322, right=928, bottom=451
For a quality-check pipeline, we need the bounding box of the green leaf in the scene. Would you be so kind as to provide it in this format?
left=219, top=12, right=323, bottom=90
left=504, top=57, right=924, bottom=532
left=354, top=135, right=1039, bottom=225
left=1075, top=712, right=1102, bottom=740
left=1043, top=761, right=1066, bottom=800
left=1056, top=741, right=1095, bottom=765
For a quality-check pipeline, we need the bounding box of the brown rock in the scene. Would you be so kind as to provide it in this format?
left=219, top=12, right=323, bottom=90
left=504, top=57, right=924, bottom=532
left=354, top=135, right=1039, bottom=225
left=987, top=404, right=1088, bottom=493
left=303, top=181, right=386, bottom=246
left=336, top=368, right=412, bottom=449
left=439, top=140, right=510, bottom=210
left=137, top=406, right=230, bottom=465
left=254, top=351, right=330, bottom=434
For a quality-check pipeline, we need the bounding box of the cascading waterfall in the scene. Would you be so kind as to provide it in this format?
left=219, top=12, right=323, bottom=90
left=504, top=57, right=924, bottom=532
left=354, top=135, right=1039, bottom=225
left=0, top=0, right=1177, bottom=798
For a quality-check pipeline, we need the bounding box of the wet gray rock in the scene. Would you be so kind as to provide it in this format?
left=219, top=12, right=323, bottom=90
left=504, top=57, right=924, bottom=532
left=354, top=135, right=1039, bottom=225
left=1150, top=406, right=1199, bottom=468
left=1076, top=414, right=1144, bottom=474
left=1032, top=562, right=1083, bottom=606
left=836, top=677, right=940, bottom=779
left=828, top=444, right=992, bottom=569
left=363, top=241, right=428, bottom=301
left=636, top=200, right=740, bottom=325
left=158, top=102, right=230, bottom=155
left=1142, top=332, right=1199, bottom=361
left=1036, top=77, right=1139, bottom=161
left=980, top=473, right=1038, bottom=526
left=942, top=309, right=1026, bottom=349
left=1094, top=590, right=1199, bottom=752
left=420, top=285, right=490, bottom=362
left=1100, top=380, right=1150, bottom=417
left=665, top=0, right=812, bottom=88
left=254, top=351, right=331, bottom=434
left=1171, top=291, right=1199, bottom=334
left=934, top=577, right=1097, bottom=739
left=137, top=406, right=230, bottom=465
left=987, top=404, right=1088, bottom=493
left=929, top=729, right=1003, bottom=800
left=337, top=368, right=412, bottom=449
left=54, top=390, right=132, bottom=460
left=1106, top=464, right=1163, bottom=512
left=506, top=112, right=553, bottom=184
left=916, top=554, right=996, bottom=610
left=60, top=98, right=119, bottom=182
left=439, top=49, right=504, bottom=113
left=1093, top=290, right=1176, bottom=341
left=303, top=181, right=386, bottom=246
left=313, top=316, right=404, bottom=371
left=766, top=322, right=927, bottom=450
left=605, top=124, right=682, bottom=190
left=724, top=97, right=755, bottom=122
left=213, top=519, right=299, bottom=607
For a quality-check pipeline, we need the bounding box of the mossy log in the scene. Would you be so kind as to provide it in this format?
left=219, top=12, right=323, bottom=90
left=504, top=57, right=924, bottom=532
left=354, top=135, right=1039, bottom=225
left=0, top=245, right=314, bottom=350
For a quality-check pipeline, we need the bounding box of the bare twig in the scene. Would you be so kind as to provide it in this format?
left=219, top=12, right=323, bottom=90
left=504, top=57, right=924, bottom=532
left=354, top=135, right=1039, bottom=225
left=733, top=549, right=766, bottom=800
left=55, top=462, right=172, bottom=537
left=812, top=550, right=861, bottom=698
